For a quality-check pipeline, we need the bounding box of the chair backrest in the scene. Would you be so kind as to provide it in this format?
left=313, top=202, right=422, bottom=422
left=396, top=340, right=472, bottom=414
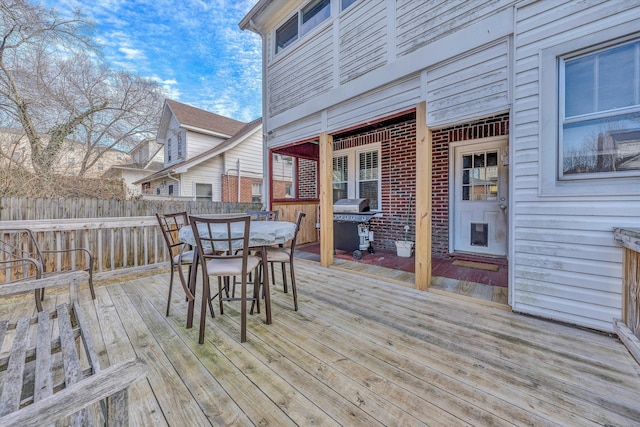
left=156, top=212, right=189, bottom=255
left=246, top=210, right=279, bottom=221
left=0, top=229, right=44, bottom=264
left=189, top=215, right=252, bottom=266
left=290, top=212, right=307, bottom=253
left=0, top=229, right=45, bottom=281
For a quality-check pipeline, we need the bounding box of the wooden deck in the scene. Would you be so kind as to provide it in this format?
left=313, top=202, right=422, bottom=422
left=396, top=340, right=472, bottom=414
left=3, top=260, right=640, bottom=426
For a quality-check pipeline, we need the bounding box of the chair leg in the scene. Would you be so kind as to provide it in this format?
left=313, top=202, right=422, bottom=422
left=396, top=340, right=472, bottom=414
left=87, top=269, right=96, bottom=300
left=34, top=289, right=43, bottom=312
left=240, top=275, right=247, bottom=343
left=290, top=261, right=298, bottom=311
left=166, top=266, right=175, bottom=316
left=271, top=262, right=276, bottom=287
left=218, top=277, right=224, bottom=315
left=281, top=263, right=288, bottom=293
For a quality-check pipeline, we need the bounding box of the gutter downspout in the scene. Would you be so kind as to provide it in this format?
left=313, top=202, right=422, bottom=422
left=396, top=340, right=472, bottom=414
left=166, top=172, right=180, bottom=197
left=237, top=159, right=241, bottom=202
left=249, top=18, right=269, bottom=209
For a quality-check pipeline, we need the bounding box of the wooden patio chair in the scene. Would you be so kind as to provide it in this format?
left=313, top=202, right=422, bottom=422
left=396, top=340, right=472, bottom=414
left=189, top=214, right=261, bottom=343
left=155, top=212, right=197, bottom=316
left=0, top=228, right=95, bottom=312
left=259, top=211, right=306, bottom=311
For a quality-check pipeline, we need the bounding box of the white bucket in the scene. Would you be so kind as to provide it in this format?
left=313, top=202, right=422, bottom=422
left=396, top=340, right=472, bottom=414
left=395, top=241, right=414, bottom=257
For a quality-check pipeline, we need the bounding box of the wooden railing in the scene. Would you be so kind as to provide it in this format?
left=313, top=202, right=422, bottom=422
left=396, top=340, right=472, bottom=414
left=0, top=217, right=171, bottom=281
left=613, top=227, right=640, bottom=364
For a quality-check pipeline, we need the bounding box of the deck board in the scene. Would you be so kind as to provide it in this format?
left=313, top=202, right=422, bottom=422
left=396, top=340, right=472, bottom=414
left=1, top=260, right=639, bottom=426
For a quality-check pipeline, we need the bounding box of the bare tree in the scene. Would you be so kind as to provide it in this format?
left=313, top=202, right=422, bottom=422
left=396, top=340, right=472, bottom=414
left=0, top=0, right=162, bottom=193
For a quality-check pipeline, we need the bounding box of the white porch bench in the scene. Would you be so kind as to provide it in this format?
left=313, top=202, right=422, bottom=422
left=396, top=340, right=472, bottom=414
left=0, top=272, right=147, bottom=426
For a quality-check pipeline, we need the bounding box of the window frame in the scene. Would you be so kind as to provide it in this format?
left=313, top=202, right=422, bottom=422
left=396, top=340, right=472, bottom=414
left=332, top=143, right=381, bottom=210
left=540, top=27, right=640, bottom=196
left=558, top=39, right=640, bottom=181
left=195, top=183, right=212, bottom=201
left=274, top=0, right=332, bottom=55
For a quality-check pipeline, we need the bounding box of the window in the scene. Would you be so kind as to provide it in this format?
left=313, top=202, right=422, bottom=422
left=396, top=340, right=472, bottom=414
left=177, top=133, right=184, bottom=160
left=167, top=138, right=172, bottom=162
left=275, top=0, right=331, bottom=54
left=302, top=0, right=330, bottom=36
left=341, top=0, right=357, bottom=11
left=276, top=14, right=298, bottom=53
left=168, top=184, right=174, bottom=195
left=332, top=155, right=348, bottom=202
left=285, top=184, right=292, bottom=197
left=332, top=145, right=381, bottom=209
left=461, top=151, right=499, bottom=201
left=560, top=39, right=640, bottom=179
left=252, top=183, right=262, bottom=203
left=358, top=151, right=379, bottom=209
left=195, top=183, right=212, bottom=201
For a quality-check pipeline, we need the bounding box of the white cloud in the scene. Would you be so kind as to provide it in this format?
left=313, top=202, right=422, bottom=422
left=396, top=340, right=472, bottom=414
left=119, top=47, right=145, bottom=60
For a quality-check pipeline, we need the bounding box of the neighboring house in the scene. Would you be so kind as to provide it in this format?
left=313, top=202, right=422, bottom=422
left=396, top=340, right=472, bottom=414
left=0, top=127, right=130, bottom=178
left=102, top=139, right=164, bottom=198
left=240, top=0, right=640, bottom=332
left=137, top=99, right=286, bottom=203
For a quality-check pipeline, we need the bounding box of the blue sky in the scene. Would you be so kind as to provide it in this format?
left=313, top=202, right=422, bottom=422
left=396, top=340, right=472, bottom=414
left=40, top=0, right=262, bottom=122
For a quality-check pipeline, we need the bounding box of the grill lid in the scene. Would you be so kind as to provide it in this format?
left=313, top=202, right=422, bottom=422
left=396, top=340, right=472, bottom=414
left=333, top=198, right=370, bottom=213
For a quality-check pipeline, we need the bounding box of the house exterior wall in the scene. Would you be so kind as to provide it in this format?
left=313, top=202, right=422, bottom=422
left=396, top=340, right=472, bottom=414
left=511, top=0, right=640, bottom=331
left=246, top=0, right=640, bottom=332
left=221, top=175, right=263, bottom=203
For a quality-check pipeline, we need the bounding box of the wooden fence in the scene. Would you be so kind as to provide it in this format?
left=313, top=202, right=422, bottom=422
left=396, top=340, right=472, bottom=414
left=0, top=198, right=260, bottom=282
left=0, top=197, right=261, bottom=221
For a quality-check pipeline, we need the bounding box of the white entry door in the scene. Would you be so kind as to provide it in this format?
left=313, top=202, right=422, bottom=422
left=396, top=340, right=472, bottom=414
left=453, top=139, right=508, bottom=256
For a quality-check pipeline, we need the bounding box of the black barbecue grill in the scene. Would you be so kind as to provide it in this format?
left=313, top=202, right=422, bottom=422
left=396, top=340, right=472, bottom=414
left=333, top=198, right=376, bottom=259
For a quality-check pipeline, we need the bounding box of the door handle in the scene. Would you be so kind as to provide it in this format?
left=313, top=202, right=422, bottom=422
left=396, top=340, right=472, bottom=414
left=499, top=204, right=507, bottom=211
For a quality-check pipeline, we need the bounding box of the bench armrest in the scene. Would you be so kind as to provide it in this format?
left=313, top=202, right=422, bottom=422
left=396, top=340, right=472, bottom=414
left=0, top=270, right=88, bottom=299
left=0, top=358, right=147, bottom=426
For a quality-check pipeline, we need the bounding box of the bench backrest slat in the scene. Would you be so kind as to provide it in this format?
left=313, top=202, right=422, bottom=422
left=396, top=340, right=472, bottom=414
left=0, top=317, right=31, bottom=415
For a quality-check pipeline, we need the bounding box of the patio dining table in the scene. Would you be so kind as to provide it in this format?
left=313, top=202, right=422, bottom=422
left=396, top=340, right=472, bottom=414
left=178, top=217, right=296, bottom=337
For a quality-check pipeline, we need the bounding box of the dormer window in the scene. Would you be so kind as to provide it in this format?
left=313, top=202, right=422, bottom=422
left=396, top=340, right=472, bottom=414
left=275, top=0, right=331, bottom=54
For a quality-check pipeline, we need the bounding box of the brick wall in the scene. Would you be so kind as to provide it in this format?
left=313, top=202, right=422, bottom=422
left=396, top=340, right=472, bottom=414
left=331, top=111, right=509, bottom=255
left=333, top=118, right=416, bottom=252
left=431, top=112, right=510, bottom=256
left=221, top=175, right=263, bottom=203
left=298, top=158, right=318, bottom=199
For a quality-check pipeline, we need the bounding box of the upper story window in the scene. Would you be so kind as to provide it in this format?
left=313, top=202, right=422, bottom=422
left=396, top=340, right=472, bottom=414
left=177, top=133, right=184, bottom=160
left=302, top=0, right=330, bottom=36
left=275, top=0, right=331, bottom=54
left=560, top=39, right=640, bottom=179
left=341, top=0, right=357, bottom=11
left=167, top=137, right=172, bottom=162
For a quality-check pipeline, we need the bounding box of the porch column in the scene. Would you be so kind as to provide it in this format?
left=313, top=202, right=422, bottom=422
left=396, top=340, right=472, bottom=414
left=319, top=131, right=334, bottom=267
left=415, top=101, right=432, bottom=290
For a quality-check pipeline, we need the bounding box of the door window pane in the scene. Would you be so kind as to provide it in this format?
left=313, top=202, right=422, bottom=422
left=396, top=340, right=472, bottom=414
left=461, top=150, right=499, bottom=202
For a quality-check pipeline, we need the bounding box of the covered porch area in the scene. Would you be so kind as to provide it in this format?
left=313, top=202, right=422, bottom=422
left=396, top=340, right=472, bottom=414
left=6, top=260, right=638, bottom=425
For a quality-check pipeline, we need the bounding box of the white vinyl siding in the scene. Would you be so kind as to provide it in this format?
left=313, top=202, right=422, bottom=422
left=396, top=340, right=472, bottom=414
left=338, top=0, right=387, bottom=84
left=426, top=39, right=510, bottom=127
left=513, top=0, right=640, bottom=331
left=269, top=23, right=334, bottom=117
left=396, top=0, right=513, bottom=57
